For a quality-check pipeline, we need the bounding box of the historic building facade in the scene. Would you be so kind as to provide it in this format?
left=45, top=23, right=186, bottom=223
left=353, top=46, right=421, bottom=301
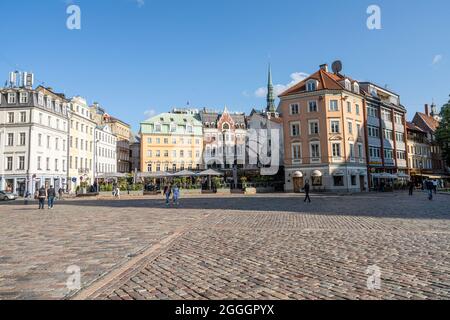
left=129, top=133, right=141, bottom=173
left=68, top=96, right=96, bottom=191
left=411, top=104, right=449, bottom=182
left=90, top=103, right=131, bottom=173
left=406, top=121, right=432, bottom=184
left=360, top=83, right=409, bottom=189
left=279, top=64, right=368, bottom=193
left=140, top=111, right=203, bottom=173
left=94, top=124, right=117, bottom=176
left=0, top=80, right=69, bottom=195
left=199, top=107, right=248, bottom=170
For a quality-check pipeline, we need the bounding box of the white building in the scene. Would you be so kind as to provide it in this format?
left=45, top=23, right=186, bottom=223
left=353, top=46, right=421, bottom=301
left=68, top=96, right=96, bottom=191
left=94, top=125, right=117, bottom=178
left=0, top=76, right=69, bottom=195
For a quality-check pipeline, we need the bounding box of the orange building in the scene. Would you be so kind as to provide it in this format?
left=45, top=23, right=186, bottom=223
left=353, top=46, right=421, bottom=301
left=279, top=64, right=368, bottom=193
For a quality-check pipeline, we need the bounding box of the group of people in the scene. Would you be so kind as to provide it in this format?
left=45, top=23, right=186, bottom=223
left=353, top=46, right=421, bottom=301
left=35, top=186, right=64, bottom=210
left=163, top=184, right=180, bottom=207
left=408, top=179, right=439, bottom=200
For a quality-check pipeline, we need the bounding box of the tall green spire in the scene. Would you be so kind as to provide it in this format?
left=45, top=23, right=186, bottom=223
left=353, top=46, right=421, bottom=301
left=267, top=63, right=276, bottom=113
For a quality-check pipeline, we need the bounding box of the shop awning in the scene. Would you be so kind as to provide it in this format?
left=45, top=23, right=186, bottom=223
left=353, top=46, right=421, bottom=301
left=292, top=171, right=303, bottom=178
left=311, top=170, right=323, bottom=177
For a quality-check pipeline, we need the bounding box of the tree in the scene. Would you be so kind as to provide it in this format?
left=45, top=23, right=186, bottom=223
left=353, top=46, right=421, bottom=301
left=435, top=95, right=450, bottom=167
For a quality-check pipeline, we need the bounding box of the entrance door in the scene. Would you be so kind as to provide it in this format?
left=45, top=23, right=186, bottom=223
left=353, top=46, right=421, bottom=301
left=360, top=176, right=365, bottom=192
left=293, top=177, right=304, bottom=193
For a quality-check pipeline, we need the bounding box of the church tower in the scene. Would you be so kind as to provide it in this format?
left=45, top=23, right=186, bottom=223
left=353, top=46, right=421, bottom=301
left=266, top=64, right=276, bottom=113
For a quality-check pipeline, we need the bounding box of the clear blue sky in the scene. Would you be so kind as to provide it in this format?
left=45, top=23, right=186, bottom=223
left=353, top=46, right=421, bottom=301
left=1, top=0, right=449, bottom=132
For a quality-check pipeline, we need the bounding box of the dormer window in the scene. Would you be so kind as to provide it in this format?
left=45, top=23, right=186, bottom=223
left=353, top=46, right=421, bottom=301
left=344, top=79, right=351, bottom=91
left=46, top=96, right=52, bottom=109
left=55, top=100, right=61, bottom=112
left=19, top=92, right=28, bottom=104
left=306, top=80, right=317, bottom=92
left=154, top=123, right=162, bottom=133
left=38, top=93, right=44, bottom=106
left=186, top=125, right=193, bottom=133
left=353, top=82, right=360, bottom=94
left=170, top=123, right=177, bottom=133
left=8, top=92, right=16, bottom=104
left=222, top=123, right=230, bottom=130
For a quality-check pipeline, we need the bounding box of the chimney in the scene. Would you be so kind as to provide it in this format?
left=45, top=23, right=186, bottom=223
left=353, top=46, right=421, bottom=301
left=320, top=64, right=328, bottom=72
left=425, top=104, right=429, bottom=116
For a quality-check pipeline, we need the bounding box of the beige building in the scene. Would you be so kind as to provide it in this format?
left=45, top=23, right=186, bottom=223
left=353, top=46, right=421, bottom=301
left=279, top=64, right=368, bottom=193
left=68, top=96, right=96, bottom=191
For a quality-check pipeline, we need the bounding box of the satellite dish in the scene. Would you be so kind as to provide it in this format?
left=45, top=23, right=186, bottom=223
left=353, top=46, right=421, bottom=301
left=332, top=60, right=343, bottom=74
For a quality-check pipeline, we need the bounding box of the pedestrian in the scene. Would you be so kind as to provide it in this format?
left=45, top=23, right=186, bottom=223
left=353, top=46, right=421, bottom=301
left=163, top=184, right=172, bottom=207
left=47, top=185, right=56, bottom=209
left=304, top=180, right=311, bottom=203
left=172, top=185, right=180, bottom=206
left=408, top=180, right=415, bottom=196
left=115, top=186, right=121, bottom=200
left=37, top=186, right=47, bottom=210
left=58, top=187, right=64, bottom=200
left=425, top=180, right=434, bottom=201
left=432, top=179, right=438, bottom=195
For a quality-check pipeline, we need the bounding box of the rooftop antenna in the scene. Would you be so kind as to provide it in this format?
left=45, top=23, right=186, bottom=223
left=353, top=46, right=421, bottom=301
left=331, top=60, right=343, bottom=74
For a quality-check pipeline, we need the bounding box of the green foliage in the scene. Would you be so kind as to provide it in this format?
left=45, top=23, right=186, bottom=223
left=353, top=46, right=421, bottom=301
left=436, top=96, right=450, bottom=167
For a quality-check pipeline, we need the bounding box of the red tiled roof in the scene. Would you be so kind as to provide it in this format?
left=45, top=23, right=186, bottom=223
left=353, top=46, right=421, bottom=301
left=416, top=113, right=439, bottom=132
left=406, top=121, right=426, bottom=133
left=279, top=69, right=354, bottom=97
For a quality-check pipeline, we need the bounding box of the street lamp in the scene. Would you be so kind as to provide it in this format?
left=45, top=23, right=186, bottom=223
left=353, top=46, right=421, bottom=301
left=419, top=160, right=424, bottom=190
left=94, top=139, right=100, bottom=192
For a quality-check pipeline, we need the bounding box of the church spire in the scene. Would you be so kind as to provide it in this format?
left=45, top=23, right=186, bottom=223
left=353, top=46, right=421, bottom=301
left=266, top=63, right=276, bottom=113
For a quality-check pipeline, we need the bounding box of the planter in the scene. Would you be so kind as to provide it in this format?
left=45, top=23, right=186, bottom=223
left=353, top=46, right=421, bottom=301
left=244, top=187, right=257, bottom=195
left=255, top=187, right=275, bottom=193
left=180, top=189, right=202, bottom=195
left=216, top=188, right=231, bottom=195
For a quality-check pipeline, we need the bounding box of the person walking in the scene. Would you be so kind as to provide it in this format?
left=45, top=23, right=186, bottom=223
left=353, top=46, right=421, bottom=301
left=47, top=186, right=56, bottom=209
left=172, top=185, right=180, bottom=206
left=163, top=184, right=172, bottom=207
left=58, top=187, right=64, bottom=200
left=432, top=179, right=438, bottom=195
left=37, top=186, right=47, bottom=210
left=408, top=180, right=415, bottom=196
left=425, top=179, right=434, bottom=201
left=304, top=180, right=311, bottom=203
left=115, top=186, right=121, bottom=200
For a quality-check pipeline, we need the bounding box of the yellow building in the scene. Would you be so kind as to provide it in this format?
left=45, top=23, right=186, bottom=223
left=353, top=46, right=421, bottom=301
left=140, top=112, right=203, bottom=173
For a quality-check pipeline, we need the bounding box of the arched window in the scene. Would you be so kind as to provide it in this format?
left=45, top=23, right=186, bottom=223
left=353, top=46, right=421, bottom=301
left=344, top=79, right=351, bottom=91
left=353, top=82, right=360, bottom=94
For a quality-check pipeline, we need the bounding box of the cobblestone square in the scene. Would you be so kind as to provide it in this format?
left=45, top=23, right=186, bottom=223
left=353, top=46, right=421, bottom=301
left=0, top=193, right=449, bottom=300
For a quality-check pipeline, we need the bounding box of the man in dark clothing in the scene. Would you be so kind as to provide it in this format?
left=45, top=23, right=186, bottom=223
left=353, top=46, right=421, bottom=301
left=47, top=186, right=56, bottom=209
left=425, top=180, right=434, bottom=201
left=408, top=181, right=415, bottom=196
left=37, top=186, right=46, bottom=210
left=304, top=180, right=311, bottom=203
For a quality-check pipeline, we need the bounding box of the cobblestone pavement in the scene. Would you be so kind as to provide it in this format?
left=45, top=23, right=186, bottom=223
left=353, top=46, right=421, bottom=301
left=0, top=192, right=449, bottom=300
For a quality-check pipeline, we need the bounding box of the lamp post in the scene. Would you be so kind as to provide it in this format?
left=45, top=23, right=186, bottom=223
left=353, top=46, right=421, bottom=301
left=94, top=138, right=99, bottom=192
left=419, top=160, right=424, bottom=190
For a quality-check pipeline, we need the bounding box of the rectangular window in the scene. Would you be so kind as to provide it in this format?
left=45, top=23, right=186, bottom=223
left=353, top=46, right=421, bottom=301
left=18, top=156, right=25, bottom=170
left=20, top=112, right=26, bottom=123
left=55, top=159, right=59, bottom=172
left=8, top=112, right=14, bottom=123
left=172, top=150, right=177, bottom=158
left=147, top=150, right=153, bottom=157
left=331, top=120, right=340, bottom=134
left=358, top=144, right=364, bottom=159
left=395, top=132, right=404, bottom=142
left=7, top=133, right=14, bottom=146
left=355, top=104, right=360, bottom=115
left=310, top=143, right=320, bottom=158
left=291, top=122, right=300, bottom=137
left=309, top=121, right=319, bottom=135
left=347, top=102, right=352, bottom=113
left=329, top=100, right=339, bottom=112
left=47, top=136, right=51, bottom=149
left=348, top=121, right=353, bottom=135
left=368, top=126, right=380, bottom=138
left=308, top=101, right=318, bottom=112
left=46, top=158, right=50, bottom=171
left=6, top=157, right=13, bottom=171
left=384, top=149, right=394, bottom=159
left=292, top=144, right=302, bottom=161
left=349, top=143, right=355, bottom=158
left=19, top=92, right=28, bottom=104
left=290, top=104, right=299, bottom=115
left=19, top=133, right=26, bottom=146
left=8, top=93, right=16, bottom=104
left=368, top=106, right=378, bottom=118
left=38, top=157, right=42, bottom=170
left=332, top=143, right=341, bottom=157
left=369, top=147, right=381, bottom=158
left=383, top=129, right=393, bottom=141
